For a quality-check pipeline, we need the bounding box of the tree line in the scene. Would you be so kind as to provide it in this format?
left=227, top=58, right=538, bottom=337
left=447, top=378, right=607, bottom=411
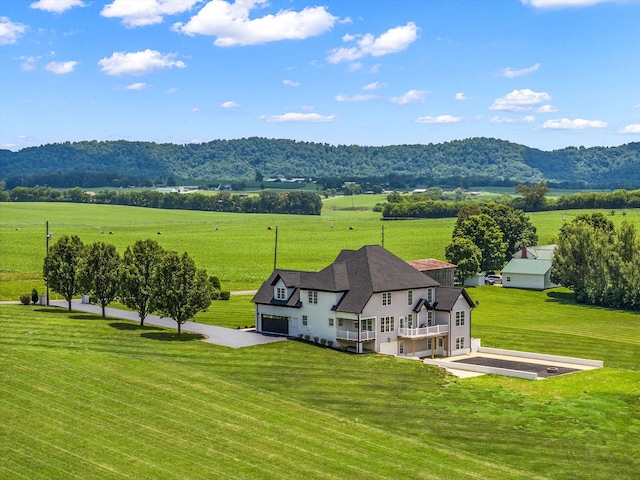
left=552, top=213, right=640, bottom=309
left=2, top=186, right=323, bottom=216
left=2, top=137, right=639, bottom=187
left=382, top=185, right=640, bottom=217
left=43, top=237, right=228, bottom=333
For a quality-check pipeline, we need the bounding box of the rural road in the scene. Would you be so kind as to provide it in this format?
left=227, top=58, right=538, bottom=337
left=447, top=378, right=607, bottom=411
left=49, top=299, right=285, bottom=349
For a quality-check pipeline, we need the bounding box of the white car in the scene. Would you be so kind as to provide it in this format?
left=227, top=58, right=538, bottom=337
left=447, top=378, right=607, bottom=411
left=485, top=274, right=502, bottom=285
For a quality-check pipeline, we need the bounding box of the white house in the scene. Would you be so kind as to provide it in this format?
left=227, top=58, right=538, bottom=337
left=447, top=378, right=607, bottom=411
left=252, top=245, right=475, bottom=358
left=502, top=245, right=558, bottom=290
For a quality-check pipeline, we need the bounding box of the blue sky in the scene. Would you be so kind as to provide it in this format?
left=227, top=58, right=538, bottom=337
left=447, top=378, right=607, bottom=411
left=1, top=0, right=639, bottom=152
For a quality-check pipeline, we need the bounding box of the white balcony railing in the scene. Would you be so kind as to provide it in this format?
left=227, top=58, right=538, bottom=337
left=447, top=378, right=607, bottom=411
left=336, top=330, right=376, bottom=342
left=398, top=325, right=449, bottom=338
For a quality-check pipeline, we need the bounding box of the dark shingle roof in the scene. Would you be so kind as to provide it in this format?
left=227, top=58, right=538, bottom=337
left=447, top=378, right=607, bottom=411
left=253, top=245, right=441, bottom=314
left=434, top=287, right=476, bottom=311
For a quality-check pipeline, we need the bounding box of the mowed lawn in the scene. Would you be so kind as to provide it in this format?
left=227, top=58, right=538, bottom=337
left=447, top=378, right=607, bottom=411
left=1, top=283, right=639, bottom=479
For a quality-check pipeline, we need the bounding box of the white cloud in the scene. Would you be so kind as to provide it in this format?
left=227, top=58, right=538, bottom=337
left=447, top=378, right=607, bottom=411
left=174, top=0, right=338, bottom=46
left=102, top=0, right=201, bottom=28
left=327, top=22, right=418, bottom=63
left=334, top=93, right=376, bottom=102
left=500, top=63, right=540, bottom=78
left=536, top=104, right=559, bottom=113
left=165, top=87, right=178, bottom=94
left=259, top=112, right=337, bottom=123
left=490, top=88, right=551, bottom=111
left=98, top=49, right=186, bottom=76
left=31, top=0, right=85, bottom=13
left=522, top=0, right=637, bottom=8
left=619, top=123, right=640, bottom=134
left=415, top=115, right=463, bottom=124
left=220, top=100, right=240, bottom=108
left=191, top=107, right=200, bottom=112
left=0, top=17, right=27, bottom=45
left=490, top=115, right=536, bottom=123
left=541, top=118, right=608, bottom=130
left=347, top=62, right=362, bottom=72
left=19, top=55, right=40, bottom=71
left=455, top=92, right=467, bottom=100
left=633, top=104, right=640, bottom=109
left=124, top=82, right=148, bottom=91
left=390, top=89, right=429, bottom=105
left=283, top=79, right=300, bottom=87
left=45, top=60, right=78, bottom=74
left=362, top=81, right=386, bottom=91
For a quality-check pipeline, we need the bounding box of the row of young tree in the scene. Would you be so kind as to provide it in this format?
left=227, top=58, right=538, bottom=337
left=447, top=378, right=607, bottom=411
left=2, top=187, right=323, bottom=216
left=551, top=214, right=640, bottom=309
left=43, top=236, right=226, bottom=333
left=444, top=203, right=538, bottom=278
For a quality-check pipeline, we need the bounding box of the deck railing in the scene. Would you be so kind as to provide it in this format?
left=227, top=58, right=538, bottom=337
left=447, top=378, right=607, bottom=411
left=336, top=330, right=376, bottom=341
left=398, top=325, right=449, bottom=338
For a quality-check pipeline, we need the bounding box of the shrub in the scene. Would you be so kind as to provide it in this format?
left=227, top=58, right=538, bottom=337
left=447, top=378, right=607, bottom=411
left=327, top=340, right=334, bottom=348
left=313, top=336, right=319, bottom=344
left=20, top=294, right=31, bottom=305
left=31, top=288, right=38, bottom=304
left=219, top=291, right=230, bottom=300
left=298, top=334, right=303, bottom=339
left=304, top=335, right=310, bottom=341
left=320, top=338, right=327, bottom=345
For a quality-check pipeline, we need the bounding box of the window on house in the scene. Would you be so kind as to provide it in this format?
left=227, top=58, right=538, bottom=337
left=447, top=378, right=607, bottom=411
left=302, top=315, right=308, bottom=326
left=456, top=311, right=465, bottom=326
left=382, top=292, right=392, bottom=306
left=427, top=288, right=434, bottom=303
left=407, top=314, right=413, bottom=328
left=308, top=290, right=318, bottom=304
left=456, top=336, right=465, bottom=349
left=399, top=341, right=404, bottom=354
left=329, top=318, right=334, bottom=327
left=438, top=338, right=443, bottom=347
left=276, top=287, right=286, bottom=300
left=381, top=316, right=395, bottom=332
left=338, top=318, right=343, bottom=327
left=506, top=276, right=511, bottom=282
left=427, top=310, right=434, bottom=326
left=407, top=290, right=413, bottom=305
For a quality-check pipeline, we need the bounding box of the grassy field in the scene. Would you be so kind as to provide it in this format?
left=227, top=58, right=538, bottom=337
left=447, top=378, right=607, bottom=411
left=2, top=201, right=640, bottom=301
left=1, top=284, right=639, bottom=479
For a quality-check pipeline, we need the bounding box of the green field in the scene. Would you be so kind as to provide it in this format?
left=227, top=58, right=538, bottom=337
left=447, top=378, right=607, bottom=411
left=2, top=200, right=639, bottom=300
left=1, top=284, right=638, bottom=479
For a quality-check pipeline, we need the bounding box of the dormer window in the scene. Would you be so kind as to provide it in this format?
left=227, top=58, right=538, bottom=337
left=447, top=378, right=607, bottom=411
left=427, top=288, right=434, bottom=303
left=275, top=287, right=286, bottom=300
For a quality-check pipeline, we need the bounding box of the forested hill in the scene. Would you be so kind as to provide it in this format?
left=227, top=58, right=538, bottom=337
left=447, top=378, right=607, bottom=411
left=1, top=137, right=639, bottom=188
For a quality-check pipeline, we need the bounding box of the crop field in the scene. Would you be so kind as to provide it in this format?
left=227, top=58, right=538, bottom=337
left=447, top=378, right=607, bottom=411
left=1, top=284, right=639, bottom=479
left=2, top=200, right=639, bottom=301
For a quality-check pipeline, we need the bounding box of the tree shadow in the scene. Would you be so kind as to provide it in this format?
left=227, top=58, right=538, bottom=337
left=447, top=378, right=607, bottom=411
left=140, top=332, right=205, bottom=342
left=109, top=322, right=163, bottom=332
left=544, top=290, right=576, bottom=305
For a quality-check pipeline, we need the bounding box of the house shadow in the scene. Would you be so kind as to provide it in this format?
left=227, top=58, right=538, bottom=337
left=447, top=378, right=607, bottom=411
left=109, top=322, right=163, bottom=332
left=140, top=332, right=205, bottom=342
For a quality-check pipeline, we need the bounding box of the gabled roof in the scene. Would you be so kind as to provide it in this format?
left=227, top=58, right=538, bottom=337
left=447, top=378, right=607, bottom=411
left=434, top=287, right=476, bottom=311
left=407, top=258, right=456, bottom=271
left=512, top=244, right=556, bottom=260
left=502, top=258, right=552, bottom=276
left=252, top=269, right=303, bottom=308
left=252, top=245, right=439, bottom=314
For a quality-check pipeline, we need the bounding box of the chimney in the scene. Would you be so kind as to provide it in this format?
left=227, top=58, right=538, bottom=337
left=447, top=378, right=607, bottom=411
left=521, top=245, right=528, bottom=259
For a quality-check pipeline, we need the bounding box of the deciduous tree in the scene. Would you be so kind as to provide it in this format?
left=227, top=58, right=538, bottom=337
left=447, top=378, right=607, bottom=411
left=43, top=235, right=85, bottom=311
left=445, top=238, right=482, bottom=281
left=151, top=251, right=213, bottom=334
left=119, top=239, right=165, bottom=326
left=80, top=242, right=121, bottom=318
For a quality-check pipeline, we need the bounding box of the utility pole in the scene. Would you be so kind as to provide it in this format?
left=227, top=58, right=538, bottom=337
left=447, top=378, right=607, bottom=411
left=45, top=221, right=53, bottom=306
left=381, top=225, right=385, bottom=249
left=273, top=226, right=278, bottom=271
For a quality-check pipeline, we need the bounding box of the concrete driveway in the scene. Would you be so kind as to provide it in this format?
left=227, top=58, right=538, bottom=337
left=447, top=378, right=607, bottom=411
left=51, top=300, right=285, bottom=349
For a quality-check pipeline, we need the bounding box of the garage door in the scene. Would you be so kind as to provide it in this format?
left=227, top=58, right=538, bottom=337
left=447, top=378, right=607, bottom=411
left=261, top=314, right=289, bottom=335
